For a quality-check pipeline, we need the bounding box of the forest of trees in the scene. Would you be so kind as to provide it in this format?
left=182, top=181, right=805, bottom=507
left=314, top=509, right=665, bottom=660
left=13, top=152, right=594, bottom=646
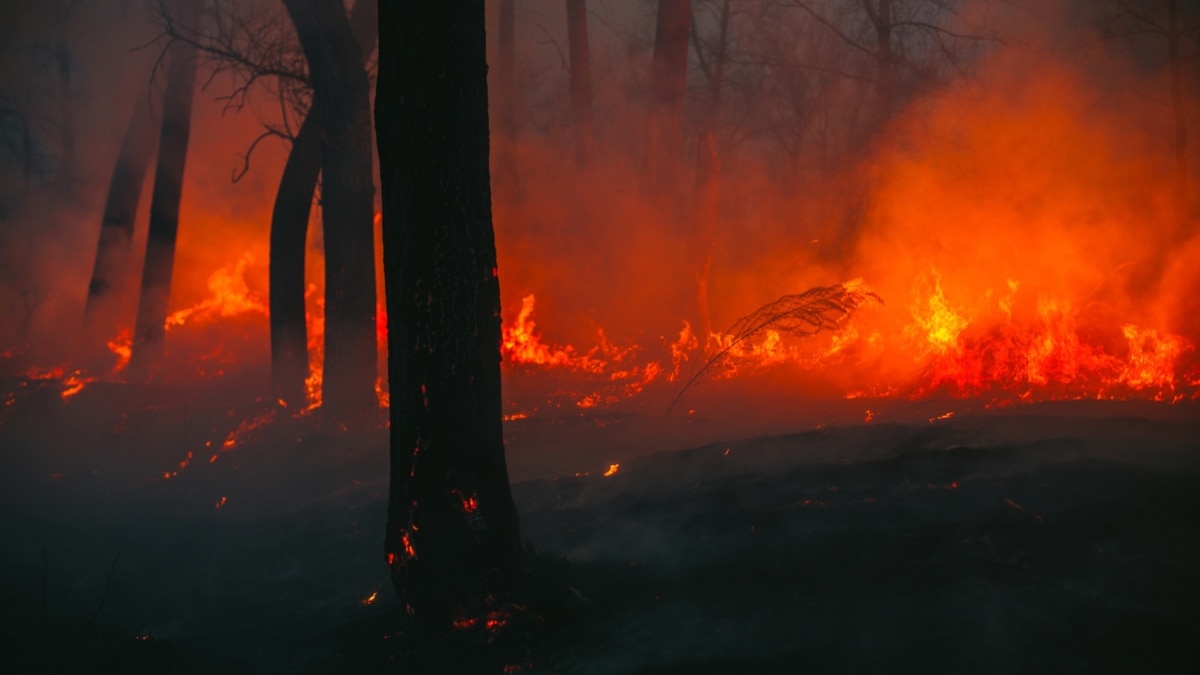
left=0, top=0, right=1197, bottom=631
left=1, top=0, right=1195, bottom=394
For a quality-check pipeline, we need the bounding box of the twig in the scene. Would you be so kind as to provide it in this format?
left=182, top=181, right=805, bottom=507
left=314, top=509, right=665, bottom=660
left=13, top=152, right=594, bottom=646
left=87, top=555, right=119, bottom=629
left=536, top=24, right=570, bottom=75
left=40, top=544, right=47, bottom=637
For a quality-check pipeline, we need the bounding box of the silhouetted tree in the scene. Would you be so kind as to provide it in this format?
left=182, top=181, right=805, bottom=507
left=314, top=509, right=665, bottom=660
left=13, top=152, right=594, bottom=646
left=788, top=0, right=998, bottom=122
left=376, top=0, right=522, bottom=629
left=270, top=0, right=377, bottom=408
left=1102, top=0, right=1198, bottom=240
left=282, top=0, right=377, bottom=418
left=79, top=86, right=158, bottom=372
left=650, top=0, right=692, bottom=187
left=566, top=0, right=594, bottom=166
left=129, top=0, right=200, bottom=381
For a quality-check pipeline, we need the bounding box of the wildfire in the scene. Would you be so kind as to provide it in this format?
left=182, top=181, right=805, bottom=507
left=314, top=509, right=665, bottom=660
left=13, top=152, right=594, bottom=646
left=603, top=463, right=620, bottom=477
left=60, top=372, right=89, bottom=400
left=164, top=253, right=267, bottom=330
left=303, top=285, right=324, bottom=412
left=909, top=274, right=969, bottom=355
left=107, top=329, right=132, bottom=374
left=20, top=366, right=97, bottom=402
left=1119, top=325, right=1187, bottom=393
left=220, top=409, right=276, bottom=451
left=502, top=295, right=586, bottom=368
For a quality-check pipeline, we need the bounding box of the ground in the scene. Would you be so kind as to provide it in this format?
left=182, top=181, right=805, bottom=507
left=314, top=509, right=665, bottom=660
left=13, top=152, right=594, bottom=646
left=1, top=378, right=1197, bottom=673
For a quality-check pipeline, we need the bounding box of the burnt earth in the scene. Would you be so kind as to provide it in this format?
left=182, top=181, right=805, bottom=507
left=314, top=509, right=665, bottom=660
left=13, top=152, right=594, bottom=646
left=0, top=381, right=1196, bottom=673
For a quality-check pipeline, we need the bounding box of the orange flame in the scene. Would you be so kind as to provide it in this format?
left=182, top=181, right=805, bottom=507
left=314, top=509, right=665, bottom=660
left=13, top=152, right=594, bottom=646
left=165, top=253, right=266, bottom=330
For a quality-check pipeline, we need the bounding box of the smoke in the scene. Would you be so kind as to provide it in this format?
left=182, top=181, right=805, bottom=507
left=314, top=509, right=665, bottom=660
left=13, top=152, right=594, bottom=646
left=0, top=0, right=1195, bottom=417
left=489, top=0, right=1199, bottom=415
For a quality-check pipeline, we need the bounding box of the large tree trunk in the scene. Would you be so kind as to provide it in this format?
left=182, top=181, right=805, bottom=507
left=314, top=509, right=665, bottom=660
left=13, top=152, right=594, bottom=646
left=283, top=0, right=377, bottom=419
left=270, top=0, right=378, bottom=408
left=650, top=0, right=691, bottom=188
left=377, top=0, right=521, bottom=629
left=128, top=3, right=199, bottom=382
left=566, top=0, right=594, bottom=166
left=79, top=85, right=158, bottom=373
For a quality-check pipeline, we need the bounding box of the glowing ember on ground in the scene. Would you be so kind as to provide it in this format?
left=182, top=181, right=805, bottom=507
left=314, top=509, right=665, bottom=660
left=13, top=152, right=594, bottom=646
left=603, top=463, right=620, bottom=477
left=220, top=410, right=276, bottom=451
left=59, top=372, right=90, bottom=400
left=361, top=591, right=378, bottom=606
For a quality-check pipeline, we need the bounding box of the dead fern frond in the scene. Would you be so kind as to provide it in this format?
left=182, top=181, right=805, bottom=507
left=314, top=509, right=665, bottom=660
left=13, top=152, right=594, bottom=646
left=668, top=283, right=882, bottom=413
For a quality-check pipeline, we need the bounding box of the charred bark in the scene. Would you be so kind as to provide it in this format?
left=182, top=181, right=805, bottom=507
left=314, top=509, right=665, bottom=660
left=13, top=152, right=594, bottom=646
left=566, top=0, right=594, bottom=166
left=650, top=0, right=691, bottom=187
left=128, top=2, right=199, bottom=382
left=377, top=0, right=521, bottom=629
left=79, top=85, right=158, bottom=372
left=282, top=0, right=377, bottom=419
left=270, top=0, right=378, bottom=408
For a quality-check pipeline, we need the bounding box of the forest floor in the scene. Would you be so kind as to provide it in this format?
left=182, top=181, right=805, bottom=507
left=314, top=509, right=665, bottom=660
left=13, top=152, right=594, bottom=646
left=0, top=378, right=1197, bottom=673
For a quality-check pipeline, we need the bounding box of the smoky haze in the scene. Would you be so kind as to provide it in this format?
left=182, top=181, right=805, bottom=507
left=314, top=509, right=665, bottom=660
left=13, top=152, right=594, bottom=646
left=0, top=0, right=1196, bottom=442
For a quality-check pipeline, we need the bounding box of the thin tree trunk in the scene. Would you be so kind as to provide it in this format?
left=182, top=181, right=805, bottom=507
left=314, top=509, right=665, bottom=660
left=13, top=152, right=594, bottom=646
left=691, top=0, right=729, bottom=340
left=377, top=0, right=521, bottom=630
left=867, top=0, right=894, bottom=117
left=492, top=0, right=519, bottom=199
left=1166, top=0, right=1188, bottom=237
left=498, top=0, right=516, bottom=139
left=650, top=0, right=691, bottom=188
left=566, top=0, right=594, bottom=166
left=128, top=4, right=199, bottom=382
left=283, top=0, right=377, bottom=419
left=79, top=85, right=158, bottom=372
left=270, top=0, right=378, bottom=407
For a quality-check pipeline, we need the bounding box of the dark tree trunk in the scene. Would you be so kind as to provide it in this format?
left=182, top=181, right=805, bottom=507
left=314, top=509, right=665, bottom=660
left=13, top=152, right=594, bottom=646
left=283, top=0, right=377, bottom=419
left=650, top=0, right=691, bottom=187
left=270, top=0, right=378, bottom=408
left=566, top=0, right=594, bottom=166
left=1166, top=0, right=1188, bottom=236
left=866, top=0, right=894, bottom=117
left=492, top=0, right=519, bottom=199
left=497, top=0, right=516, bottom=139
left=79, top=86, right=158, bottom=373
left=376, top=0, right=521, bottom=629
left=269, top=112, right=320, bottom=406
left=691, top=0, right=730, bottom=340
left=128, top=5, right=199, bottom=382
